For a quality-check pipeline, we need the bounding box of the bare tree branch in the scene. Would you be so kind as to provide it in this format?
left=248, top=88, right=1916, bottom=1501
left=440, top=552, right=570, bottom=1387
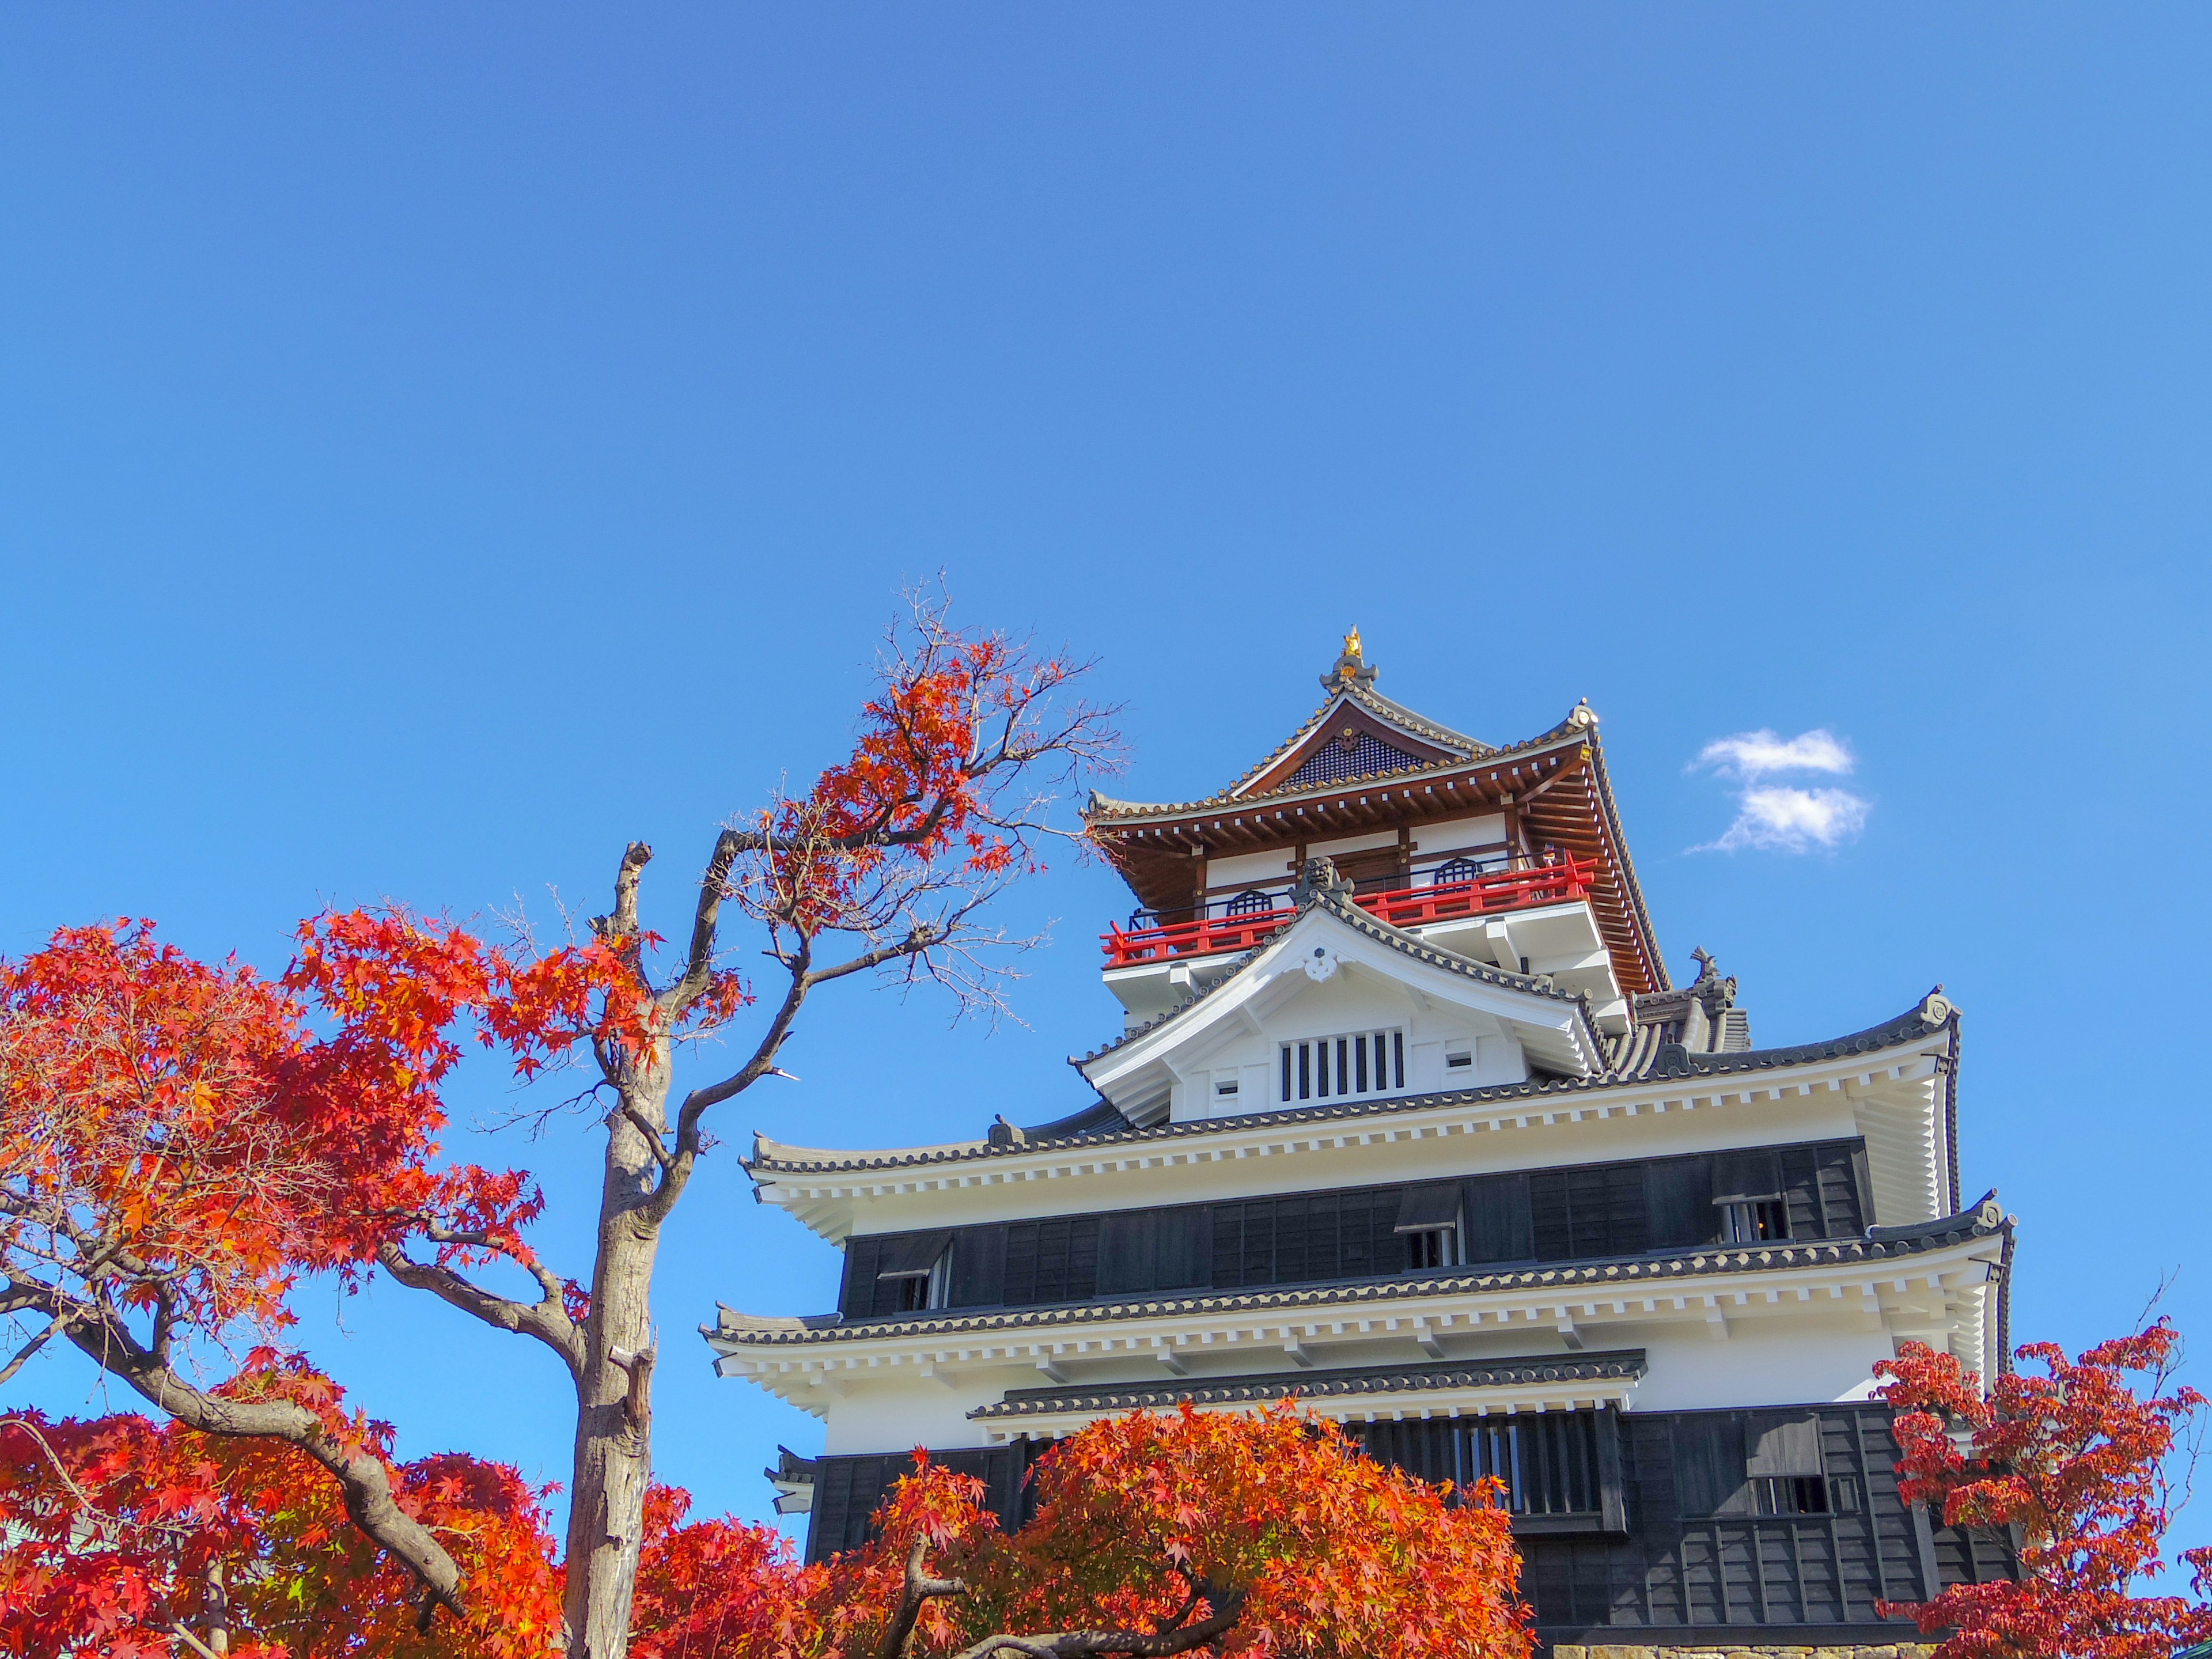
left=50, top=1307, right=471, bottom=1622
left=374, top=1241, right=585, bottom=1383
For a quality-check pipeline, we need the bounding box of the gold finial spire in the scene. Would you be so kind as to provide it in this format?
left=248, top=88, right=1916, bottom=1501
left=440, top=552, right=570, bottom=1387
left=1321, top=629, right=1378, bottom=692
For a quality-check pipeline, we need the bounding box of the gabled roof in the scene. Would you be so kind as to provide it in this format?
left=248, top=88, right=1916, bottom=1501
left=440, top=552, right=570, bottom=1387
left=744, top=991, right=1960, bottom=1179
left=1080, top=643, right=1666, bottom=998
left=1073, top=880, right=1607, bottom=1119
left=1074, top=879, right=1597, bottom=1072
left=1085, top=706, right=1575, bottom=825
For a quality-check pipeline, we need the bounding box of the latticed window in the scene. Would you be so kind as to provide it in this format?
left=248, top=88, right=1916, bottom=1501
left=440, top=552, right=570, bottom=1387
left=1224, top=888, right=1277, bottom=917
left=1360, top=1410, right=1618, bottom=1522
left=1431, top=853, right=1508, bottom=888
left=1279, top=1029, right=1404, bottom=1103
left=1283, top=730, right=1421, bottom=790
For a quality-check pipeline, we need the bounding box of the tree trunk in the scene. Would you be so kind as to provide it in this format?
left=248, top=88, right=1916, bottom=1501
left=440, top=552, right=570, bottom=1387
left=560, top=1053, right=671, bottom=1659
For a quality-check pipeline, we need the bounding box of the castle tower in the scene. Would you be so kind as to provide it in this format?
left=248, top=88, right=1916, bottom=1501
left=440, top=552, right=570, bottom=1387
left=706, top=638, right=2017, bottom=1654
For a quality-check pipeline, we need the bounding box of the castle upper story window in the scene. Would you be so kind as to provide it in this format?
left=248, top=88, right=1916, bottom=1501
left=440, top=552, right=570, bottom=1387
left=876, top=1232, right=950, bottom=1313
left=1224, top=887, right=1277, bottom=917
left=1395, top=1181, right=1462, bottom=1270
left=1279, top=1028, right=1404, bottom=1103
left=1712, top=1149, right=1790, bottom=1244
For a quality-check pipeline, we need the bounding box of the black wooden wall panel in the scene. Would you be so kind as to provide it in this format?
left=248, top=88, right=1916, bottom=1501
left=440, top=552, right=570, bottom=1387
left=836, top=1137, right=1871, bottom=1318
left=805, top=1406, right=1997, bottom=1635
left=804, top=1445, right=1027, bottom=1565
left=1464, top=1171, right=1534, bottom=1262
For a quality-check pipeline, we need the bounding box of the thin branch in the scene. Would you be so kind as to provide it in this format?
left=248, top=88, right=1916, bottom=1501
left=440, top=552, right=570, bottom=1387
left=0, top=1312, right=72, bottom=1388
left=374, top=1242, right=585, bottom=1384
left=54, top=1310, right=471, bottom=1623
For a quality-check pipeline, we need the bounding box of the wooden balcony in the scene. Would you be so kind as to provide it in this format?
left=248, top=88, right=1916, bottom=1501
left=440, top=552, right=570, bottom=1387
left=1100, top=855, right=1599, bottom=970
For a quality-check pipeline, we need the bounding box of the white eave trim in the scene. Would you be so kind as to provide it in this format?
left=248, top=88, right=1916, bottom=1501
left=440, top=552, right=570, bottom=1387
left=751, top=1044, right=1948, bottom=1236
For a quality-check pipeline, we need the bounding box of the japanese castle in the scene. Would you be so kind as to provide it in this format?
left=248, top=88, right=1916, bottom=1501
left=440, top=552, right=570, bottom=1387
left=707, top=635, right=2017, bottom=1653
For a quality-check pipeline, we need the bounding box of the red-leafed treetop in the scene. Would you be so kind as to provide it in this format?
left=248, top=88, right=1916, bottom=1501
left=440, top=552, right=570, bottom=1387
left=1878, top=1323, right=2212, bottom=1659
left=1, top=592, right=1121, bottom=1652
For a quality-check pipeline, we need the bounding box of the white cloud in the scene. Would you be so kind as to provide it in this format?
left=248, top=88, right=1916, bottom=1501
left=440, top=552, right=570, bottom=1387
left=1693, top=728, right=1854, bottom=780
left=1688, top=726, right=1870, bottom=853
left=1700, top=786, right=1872, bottom=854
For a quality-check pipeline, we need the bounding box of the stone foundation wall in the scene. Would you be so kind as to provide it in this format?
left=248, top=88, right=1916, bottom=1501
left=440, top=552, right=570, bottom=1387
left=1551, top=1646, right=1937, bottom=1659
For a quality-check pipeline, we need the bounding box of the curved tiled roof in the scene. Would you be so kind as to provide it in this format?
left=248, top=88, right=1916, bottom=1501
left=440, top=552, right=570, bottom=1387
left=745, top=994, right=1958, bottom=1179
left=706, top=1195, right=2007, bottom=1348
left=969, top=1349, right=1650, bottom=1421
left=1085, top=707, right=1580, bottom=825
left=1071, top=886, right=1595, bottom=1072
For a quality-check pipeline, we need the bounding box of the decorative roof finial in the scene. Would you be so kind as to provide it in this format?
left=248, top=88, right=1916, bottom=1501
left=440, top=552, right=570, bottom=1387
left=1321, top=629, right=1379, bottom=693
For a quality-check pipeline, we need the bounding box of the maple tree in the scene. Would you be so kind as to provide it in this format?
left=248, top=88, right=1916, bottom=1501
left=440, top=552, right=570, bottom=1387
left=0, top=1377, right=561, bottom=1658
left=0, top=593, right=1119, bottom=1657
left=1, top=1395, right=1533, bottom=1659
left=1877, top=1321, right=2212, bottom=1659
left=634, top=1399, right=1535, bottom=1659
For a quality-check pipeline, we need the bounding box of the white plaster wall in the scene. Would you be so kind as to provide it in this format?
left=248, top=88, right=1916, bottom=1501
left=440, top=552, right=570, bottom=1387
left=1203, top=849, right=1297, bottom=890
left=823, top=1377, right=1006, bottom=1453
left=801, top=1309, right=1904, bottom=1456
left=1411, top=814, right=1506, bottom=859
left=1624, top=1317, right=1900, bottom=1411
left=1165, top=965, right=1529, bottom=1123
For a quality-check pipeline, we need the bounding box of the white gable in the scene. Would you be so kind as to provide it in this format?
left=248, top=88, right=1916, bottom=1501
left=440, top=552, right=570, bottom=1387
left=1077, top=902, right=1598, bottom=1124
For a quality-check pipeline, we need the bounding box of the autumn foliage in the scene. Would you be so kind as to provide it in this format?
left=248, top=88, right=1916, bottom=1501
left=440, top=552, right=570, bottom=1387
left=0, top=1380, right=561, bottom=1659
left=0, top=1397, right=1534, bottom=1659
left=624, top=1401, right=1533, bottom=1659
left=1877, top=1323, right=2212, bottom=1659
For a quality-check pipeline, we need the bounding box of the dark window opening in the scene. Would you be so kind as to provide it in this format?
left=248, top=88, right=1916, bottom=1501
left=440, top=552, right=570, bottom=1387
left=1225, top=887, right=1275, bottom=916
left=1721, top=1199, right=1790, bottom=1243
left=1404, top=1226, right=1456, bottom=1270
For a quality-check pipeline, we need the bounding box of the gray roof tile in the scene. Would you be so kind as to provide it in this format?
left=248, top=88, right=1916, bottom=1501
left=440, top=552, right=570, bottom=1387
left=969, top=1349, right=1650, bottom=1420
left=706, top=1196, right=2006, bottom=1348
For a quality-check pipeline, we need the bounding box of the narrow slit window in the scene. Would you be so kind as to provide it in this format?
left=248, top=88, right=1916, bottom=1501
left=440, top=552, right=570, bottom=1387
left=1279, top=1029, right=1406, bottom=1105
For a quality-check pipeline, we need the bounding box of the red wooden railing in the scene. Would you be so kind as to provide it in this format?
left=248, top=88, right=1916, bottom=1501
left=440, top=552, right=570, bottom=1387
left=1099, top=854, right=1599, bottom=969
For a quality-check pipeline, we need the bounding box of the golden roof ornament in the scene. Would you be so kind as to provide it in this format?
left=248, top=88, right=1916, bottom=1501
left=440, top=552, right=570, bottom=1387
left=1321, top=627, right=1378, bottom=692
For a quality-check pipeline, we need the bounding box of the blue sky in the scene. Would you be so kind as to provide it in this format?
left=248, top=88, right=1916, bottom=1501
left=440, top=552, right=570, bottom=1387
left=4, top=8, right=2211, bottom=1551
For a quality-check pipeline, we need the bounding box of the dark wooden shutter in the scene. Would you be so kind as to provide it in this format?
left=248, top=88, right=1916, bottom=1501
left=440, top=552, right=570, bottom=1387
left=1529, top=1171, right=1572, bottom=1260
left=1852, top=1141, right=1877, bottom=1228
left=1462, top=1172, right=1532, bottom=1263
left=1210, top=1203, right=1245, bottom=1288
left=1645, top=1156, right=1716, bottom=1248
left=998, top=1218, right=1104, bottom=1302
left=1780, top=1147, right=1823, bottom=1238
left=1272, top=1193, right=1315, bottom=1285
left=1600, top=1164, right=1649, bottom=1255
left=1819, top=1140, right=1868, bottom=1235
left=1018, top=1217, right=1096, bottom=1301
left=948, top=1225, right=1006, bottom=1308
left=1672, top=1412, right=1751, bottom=1516
left=1712, top=1149, right=1784, bottom=1204
left=1339, top=1185, right=1393, bottom=1276
left=1155, top=1205, right=1211, bottom=1290
left=1745, top=1411, right=1824, bottom=1476
left=1096, top=1211, right=1157, bottom=1296
left=841, top=1235, right=886, bottom=1318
